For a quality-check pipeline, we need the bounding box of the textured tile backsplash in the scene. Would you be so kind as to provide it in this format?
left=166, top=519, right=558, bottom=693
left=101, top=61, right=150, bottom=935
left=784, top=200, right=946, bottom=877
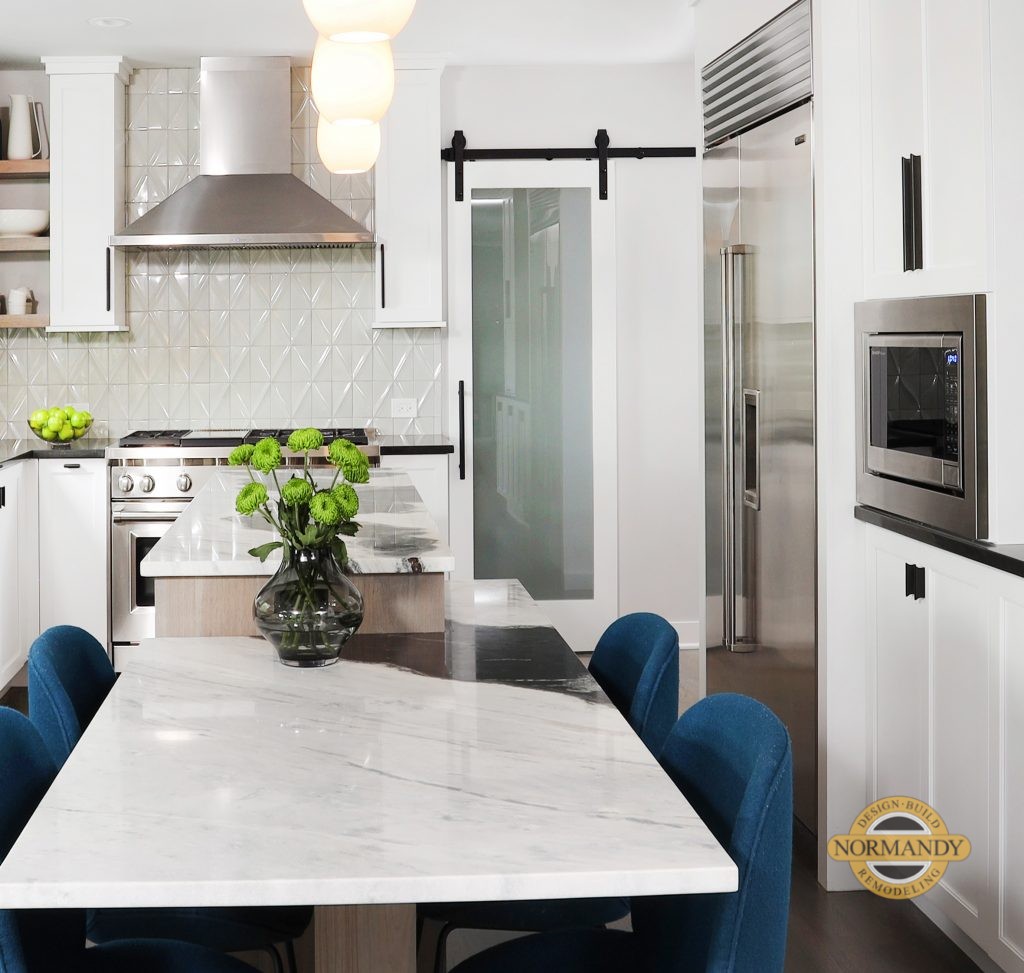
left=0, top=66, right=444, bottom=441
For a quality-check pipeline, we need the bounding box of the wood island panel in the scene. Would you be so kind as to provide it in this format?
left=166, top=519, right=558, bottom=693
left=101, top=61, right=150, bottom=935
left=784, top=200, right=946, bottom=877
left=154, top=573, right=445, bottom=638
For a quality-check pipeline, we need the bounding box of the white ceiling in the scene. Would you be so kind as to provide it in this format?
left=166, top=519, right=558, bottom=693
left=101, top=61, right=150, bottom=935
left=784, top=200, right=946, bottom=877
left=0, top=0, right=694, bottom=68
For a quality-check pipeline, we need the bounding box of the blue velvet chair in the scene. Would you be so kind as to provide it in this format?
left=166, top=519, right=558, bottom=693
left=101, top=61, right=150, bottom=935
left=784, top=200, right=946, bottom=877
left=419, top=613, right=681, bottom=972
left=0, top=707, right=254, bottom=973
left=448, top=693, right=794, bottom=973
left=27, top=627, right=312, bottom=973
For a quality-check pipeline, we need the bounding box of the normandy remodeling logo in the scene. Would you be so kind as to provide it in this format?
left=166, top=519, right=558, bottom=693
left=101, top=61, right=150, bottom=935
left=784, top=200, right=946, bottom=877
left=827, top=796, right=971, bottom=900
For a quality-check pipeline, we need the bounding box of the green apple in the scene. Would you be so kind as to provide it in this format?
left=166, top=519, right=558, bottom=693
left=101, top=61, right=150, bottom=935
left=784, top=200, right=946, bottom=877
left=40, top=427, right=57, bottom=441
left=72, top=426, right=87, bottom=439
left=70, top=412, right=86, bottom=429
left=62, top=406, right=74, bottom=419
left=29, top=409, right=47, bottom=429
left=58, top=424, right=74, bottom=442
left=46, top=415, right=63, bottom=432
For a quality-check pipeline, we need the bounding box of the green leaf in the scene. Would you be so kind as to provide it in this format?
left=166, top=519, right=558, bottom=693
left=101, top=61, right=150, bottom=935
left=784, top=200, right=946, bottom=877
left=331, top=538, right=349, bottom=565
left=248, top=541, right=284, bottom=563
left=336, top=521, right=361, bottom=537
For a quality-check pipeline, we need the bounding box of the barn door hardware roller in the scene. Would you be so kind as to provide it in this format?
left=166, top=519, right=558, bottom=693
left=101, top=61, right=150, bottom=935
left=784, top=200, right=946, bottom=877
left=442, top=130, right=697, bottom=201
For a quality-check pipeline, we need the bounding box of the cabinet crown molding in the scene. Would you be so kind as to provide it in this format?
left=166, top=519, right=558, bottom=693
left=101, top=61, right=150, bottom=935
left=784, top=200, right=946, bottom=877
left=41, top=55, right=130, bottom=84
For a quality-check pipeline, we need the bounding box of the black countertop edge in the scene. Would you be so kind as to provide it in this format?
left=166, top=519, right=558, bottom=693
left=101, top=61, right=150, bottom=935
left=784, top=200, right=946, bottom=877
left=855, top=505, right=1024, bottom=580
left=380, top=443, right=455, bottom=456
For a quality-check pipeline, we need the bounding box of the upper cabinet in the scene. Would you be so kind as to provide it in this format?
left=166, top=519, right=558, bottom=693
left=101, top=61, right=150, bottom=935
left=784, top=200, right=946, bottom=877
left=43, top=56, right=128, bottom=332
left=860, top=0, right=990, bottom=299
left=373, top=66, right=445, bottom=328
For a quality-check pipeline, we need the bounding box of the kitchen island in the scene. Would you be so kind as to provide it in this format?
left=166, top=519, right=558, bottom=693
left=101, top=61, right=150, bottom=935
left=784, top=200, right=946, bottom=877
left=142, top=468, right=454, bottom=638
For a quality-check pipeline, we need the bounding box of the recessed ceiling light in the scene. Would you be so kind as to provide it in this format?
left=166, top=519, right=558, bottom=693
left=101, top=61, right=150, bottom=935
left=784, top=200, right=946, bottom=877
left=87, top=16, right=132, bottom=28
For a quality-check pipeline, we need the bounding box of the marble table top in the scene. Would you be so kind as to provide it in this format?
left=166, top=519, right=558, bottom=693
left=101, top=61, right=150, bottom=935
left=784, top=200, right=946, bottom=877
left=0, top=580, right=737, bottom=910
left=141, top=468, right=455, bottom=577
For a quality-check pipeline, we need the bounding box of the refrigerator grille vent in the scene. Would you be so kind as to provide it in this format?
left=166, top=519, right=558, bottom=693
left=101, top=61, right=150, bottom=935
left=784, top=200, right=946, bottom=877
left=701, top=0, right=812, bottom=149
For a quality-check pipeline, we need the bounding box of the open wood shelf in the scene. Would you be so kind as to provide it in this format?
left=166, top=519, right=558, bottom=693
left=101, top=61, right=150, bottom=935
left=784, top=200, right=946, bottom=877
left=0, top=315, right=47, bottom=328
left=0, top=237, right=49, bottom=253
left=0, top=160, right=50, bottom=178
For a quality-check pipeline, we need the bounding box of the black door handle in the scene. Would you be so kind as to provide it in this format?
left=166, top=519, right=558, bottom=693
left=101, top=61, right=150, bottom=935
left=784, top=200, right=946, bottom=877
left=905, top=563, right=926, bottom=600
left=457, top=380, right=466, bottom=481
left=901, top=155, right=924, bottom=272
left=0, top=485, right=5, bottom=510
left=380, top=244, right=386, bottom=310
left=106, top=247, right=112, bottom=312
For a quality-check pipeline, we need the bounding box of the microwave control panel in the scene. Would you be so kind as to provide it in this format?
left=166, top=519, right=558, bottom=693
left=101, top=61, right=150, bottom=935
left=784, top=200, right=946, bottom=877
left=943, top=346, right=960, bottom=463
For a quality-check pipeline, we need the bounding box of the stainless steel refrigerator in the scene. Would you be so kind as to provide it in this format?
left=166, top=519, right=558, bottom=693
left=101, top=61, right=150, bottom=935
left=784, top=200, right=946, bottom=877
left=703, top=94, right=818, bottom=829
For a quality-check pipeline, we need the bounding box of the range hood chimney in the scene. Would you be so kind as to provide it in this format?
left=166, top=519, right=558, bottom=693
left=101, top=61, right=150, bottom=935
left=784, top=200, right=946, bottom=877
left=110, top=57, right=375, bottom=250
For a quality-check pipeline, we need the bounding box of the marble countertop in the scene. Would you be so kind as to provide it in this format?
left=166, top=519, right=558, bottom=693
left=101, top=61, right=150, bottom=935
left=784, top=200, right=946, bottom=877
left=0, top=438, right=113, bottom=466
left=142, top=468, right=454, bottom=578
left=0, top=580, right=737, bottom=909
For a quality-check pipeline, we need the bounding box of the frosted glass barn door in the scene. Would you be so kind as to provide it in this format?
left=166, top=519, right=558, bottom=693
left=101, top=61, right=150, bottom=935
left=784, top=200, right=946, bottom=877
left=448, top=162, right=618, bottom=652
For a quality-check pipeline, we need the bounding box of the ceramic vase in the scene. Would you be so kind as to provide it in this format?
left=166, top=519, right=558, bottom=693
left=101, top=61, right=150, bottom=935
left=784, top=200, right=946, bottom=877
left=7, top=95, right=35, bottom=161
left=254, top=546, right=364, bottom=667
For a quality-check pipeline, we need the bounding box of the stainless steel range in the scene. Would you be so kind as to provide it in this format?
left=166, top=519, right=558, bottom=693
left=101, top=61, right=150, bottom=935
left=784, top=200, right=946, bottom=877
left=108, top=428, right=377, bottom=657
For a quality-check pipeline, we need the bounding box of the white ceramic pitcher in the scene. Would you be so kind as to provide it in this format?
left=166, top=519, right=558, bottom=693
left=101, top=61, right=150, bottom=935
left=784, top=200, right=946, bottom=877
left=7, top=95, right=38, bottom=161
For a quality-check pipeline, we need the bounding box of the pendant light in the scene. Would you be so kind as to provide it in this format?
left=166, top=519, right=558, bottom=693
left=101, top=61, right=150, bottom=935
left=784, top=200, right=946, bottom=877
left=317, top=115, right=381, bottom=173
left=302, top=0, right=416, bottom=43
left=310, top=35, right=395, bottom=125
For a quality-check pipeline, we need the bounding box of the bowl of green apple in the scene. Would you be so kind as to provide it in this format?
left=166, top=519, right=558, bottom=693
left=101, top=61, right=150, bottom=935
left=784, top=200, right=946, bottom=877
left=28, top=407, right=93, bottom=446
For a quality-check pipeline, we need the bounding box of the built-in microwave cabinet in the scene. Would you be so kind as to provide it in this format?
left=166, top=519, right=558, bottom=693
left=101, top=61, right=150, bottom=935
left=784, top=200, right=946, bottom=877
left=373, top=66, right=445, bottom=329
left=859, top=0, right=990, bottom=299
left=43, top=56, right=128, bottom=332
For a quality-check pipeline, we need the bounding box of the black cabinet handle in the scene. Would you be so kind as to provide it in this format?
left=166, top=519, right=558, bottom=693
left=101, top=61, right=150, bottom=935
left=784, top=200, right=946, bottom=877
left=63, top=463, right=80, bottom=470
left=901, top=155, right=924, bottom=272
left=905, top=563, right=926, bottom=601
left=106, top=247, right=112, bottom=312
left=380, top=244, right=386, bottom=310
left=457, top=380, right=466, bottom=481
left=0, top=486, right=5, bottom=510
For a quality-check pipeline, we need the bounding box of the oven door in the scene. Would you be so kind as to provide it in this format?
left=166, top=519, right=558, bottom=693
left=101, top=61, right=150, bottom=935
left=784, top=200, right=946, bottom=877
left=865, top=333, right=964, bottom=492
left=111, top=502, right=188, bottom=646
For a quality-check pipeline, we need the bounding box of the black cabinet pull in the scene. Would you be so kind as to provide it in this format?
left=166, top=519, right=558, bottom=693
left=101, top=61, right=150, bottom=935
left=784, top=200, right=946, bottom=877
left=901, top=155, right=924, bottom=272
left=905, top=563, right=926, bottom=601
left=0, top=486, right=5, bottom=510
left=63, top=463, right=80, bottom=470
left=380, top=244, right=386, bottom=309
left=106, top=247, right=112, bottom=312
left=457, top=380, right=466, bottom=481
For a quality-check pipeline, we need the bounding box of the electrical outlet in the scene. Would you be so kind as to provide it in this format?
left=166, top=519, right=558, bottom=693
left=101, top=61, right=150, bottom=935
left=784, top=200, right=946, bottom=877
left=391, top=398, right=417, bottom=419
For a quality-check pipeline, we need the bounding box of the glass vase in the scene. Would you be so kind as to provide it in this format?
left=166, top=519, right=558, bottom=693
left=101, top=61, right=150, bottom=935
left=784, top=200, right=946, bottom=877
left=253, top=547, right=364, bottom=667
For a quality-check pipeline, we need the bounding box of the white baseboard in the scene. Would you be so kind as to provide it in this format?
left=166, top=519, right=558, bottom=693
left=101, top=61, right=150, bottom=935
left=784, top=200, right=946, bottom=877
left=913, top=896, right=1006, bottom=973
left=672, top=619, right=700, bottom=650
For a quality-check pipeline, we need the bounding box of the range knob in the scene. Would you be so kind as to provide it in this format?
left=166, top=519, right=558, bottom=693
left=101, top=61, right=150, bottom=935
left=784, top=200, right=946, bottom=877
left=176, top=474, right=193, bottom=493
left=139, top=475, right=156, bottom=494
left=117, top=474, right=134, bottom=493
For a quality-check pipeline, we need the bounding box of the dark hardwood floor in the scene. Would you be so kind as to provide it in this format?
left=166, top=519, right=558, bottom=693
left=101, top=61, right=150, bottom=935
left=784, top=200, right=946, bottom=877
left=786, top=825, right=981, bottom=972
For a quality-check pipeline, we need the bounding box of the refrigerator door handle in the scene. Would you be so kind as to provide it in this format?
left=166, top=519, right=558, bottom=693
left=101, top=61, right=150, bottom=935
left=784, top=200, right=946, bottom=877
left=721, top=244, right=756, bottom=653
left=743, top=388, right=762, bottom=510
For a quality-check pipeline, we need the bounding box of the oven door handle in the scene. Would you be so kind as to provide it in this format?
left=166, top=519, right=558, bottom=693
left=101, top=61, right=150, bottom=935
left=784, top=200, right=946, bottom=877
left=112, top=512, right=183, bottom=524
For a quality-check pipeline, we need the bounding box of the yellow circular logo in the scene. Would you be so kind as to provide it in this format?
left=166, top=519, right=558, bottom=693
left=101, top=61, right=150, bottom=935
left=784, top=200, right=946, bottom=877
left=827, top=796, right=971, bottom=900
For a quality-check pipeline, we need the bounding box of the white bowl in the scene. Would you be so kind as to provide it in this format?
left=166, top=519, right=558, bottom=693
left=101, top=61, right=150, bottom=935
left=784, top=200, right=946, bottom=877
left=0, top=210, right=49, bottom=238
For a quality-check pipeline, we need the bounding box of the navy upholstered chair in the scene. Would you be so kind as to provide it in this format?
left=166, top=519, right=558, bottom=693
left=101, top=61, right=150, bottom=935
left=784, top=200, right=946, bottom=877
left=448, top=693, right=794, bottom=973
left=419, top=613, right=681, bottom=972
left=27, top=627, right=312, bottom=973
left=0, top=707, right=254, bottom=973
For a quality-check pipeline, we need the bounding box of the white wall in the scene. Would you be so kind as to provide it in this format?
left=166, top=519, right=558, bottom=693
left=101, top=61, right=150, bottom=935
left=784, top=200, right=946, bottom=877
left=441, top=64, right=703, bottom=650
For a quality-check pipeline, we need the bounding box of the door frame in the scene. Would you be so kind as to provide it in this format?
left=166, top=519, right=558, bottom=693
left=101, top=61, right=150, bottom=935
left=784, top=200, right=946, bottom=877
left=446, top=160, right=619, bottom=652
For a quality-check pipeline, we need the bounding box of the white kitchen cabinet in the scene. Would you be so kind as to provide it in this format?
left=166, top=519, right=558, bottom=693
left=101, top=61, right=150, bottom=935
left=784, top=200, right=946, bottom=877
left=373, top=67, right=445, bottom=328
left=380, top=453, right=450, bottom=542
left=860, top=0, right=990, bottom=299
left=37, top=458, right=108, bottom=647
left=0, top=461, right=39, bottom=690
left=42, top=56, right=129, bottom=332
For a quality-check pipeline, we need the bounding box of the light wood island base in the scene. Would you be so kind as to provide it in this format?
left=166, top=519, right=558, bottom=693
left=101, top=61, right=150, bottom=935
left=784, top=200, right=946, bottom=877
left=154, top=574, right=445, bottom=638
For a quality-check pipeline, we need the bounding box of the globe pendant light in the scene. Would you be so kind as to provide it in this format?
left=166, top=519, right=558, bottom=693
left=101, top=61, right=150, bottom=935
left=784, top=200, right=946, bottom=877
left=303, top=0, right=417, bottom=42
left=311, top=35, right=395, bottom=125
left=317, top=115, right=381, bottom=173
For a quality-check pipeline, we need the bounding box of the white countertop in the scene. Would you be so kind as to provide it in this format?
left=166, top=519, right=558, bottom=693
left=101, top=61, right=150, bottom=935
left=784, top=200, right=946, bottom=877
left=141, top=468, right=455, bottom=578
left=0, top=580, right=737, bottom=909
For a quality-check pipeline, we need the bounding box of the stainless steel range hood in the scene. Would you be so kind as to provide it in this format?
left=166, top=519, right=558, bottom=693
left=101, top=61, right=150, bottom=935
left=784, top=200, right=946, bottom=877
left=110, top=57, right=374, bottom=250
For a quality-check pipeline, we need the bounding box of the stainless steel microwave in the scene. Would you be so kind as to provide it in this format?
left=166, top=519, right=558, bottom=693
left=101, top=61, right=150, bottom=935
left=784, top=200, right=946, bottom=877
left=855, top=294, right=988, bottom=540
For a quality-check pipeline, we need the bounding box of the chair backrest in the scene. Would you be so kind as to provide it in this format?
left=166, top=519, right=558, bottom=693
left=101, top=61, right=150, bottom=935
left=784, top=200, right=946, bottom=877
left=589, top=613, right=679, bottom=753
left=27, top=626, right=116, bottom=767
left=631, top=693, right=793, bottom=973
left=0, top=708, right=83, bottom=973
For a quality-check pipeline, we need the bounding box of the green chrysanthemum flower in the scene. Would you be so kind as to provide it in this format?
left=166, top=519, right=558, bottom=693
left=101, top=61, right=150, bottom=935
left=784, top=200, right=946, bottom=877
left=236, top=481, right=269, bottom=516
left=332, top=482, right=360, bottom=521
left=328, top=438, right=370, bottom=484
left=228, top=443, right=255, bottom=466
left=286, top=427, right=324, bottom=453
left=250, top=437, right=282, bottom=474
left=280, top=476, right=315, bottom=506
left=309, top=491, right=342, bottom=527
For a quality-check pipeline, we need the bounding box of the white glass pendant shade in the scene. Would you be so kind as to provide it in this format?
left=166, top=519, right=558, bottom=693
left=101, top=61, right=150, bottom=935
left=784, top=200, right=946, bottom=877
left=303, top=0, right=416, bottom=42
left=311, top=36, right=395, bottom=125
left=317, top=115, right=381, bottom=173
